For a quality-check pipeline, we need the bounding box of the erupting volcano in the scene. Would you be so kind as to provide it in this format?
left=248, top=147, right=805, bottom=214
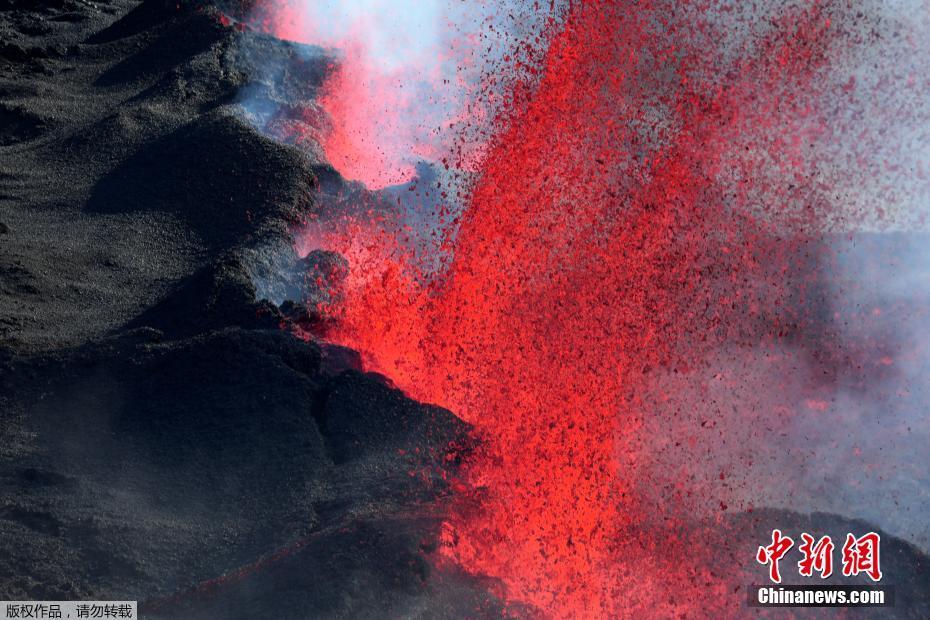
left=4, top=0, right=929, bottom=617
left=253, top=0, right=928, bottom=616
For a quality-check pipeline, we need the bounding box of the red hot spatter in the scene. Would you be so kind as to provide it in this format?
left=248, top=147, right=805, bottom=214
left=289, top=0, right=862, bottom=617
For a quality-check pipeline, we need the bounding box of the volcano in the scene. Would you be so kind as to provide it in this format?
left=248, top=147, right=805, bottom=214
left=1, top=1, right=929, bottom=619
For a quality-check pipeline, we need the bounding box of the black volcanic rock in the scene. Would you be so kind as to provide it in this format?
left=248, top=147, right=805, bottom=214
left=319, top=371, right=466, bottom=466
left=85, top=110, right=315, bottom=249
left=129, top=252, right=284, bottom=339
left=0, top=323, right=489, bottom=615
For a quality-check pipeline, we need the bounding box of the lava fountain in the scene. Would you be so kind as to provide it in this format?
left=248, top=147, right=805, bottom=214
left=250, top=0, right=928, bottom=616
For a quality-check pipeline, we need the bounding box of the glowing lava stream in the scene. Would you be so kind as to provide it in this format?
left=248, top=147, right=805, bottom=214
left=289, top=0, right=857, bottom=617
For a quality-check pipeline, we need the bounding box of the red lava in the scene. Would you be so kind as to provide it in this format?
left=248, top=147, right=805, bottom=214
left=257, top=0, right=897, bottom=616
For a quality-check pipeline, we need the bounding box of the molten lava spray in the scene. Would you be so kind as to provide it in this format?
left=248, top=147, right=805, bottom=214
left=247, top=0, right=557, bottom=188
left=252, top=0, right=930, bottom=616
left=294, top=1, right=847, bottom=615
